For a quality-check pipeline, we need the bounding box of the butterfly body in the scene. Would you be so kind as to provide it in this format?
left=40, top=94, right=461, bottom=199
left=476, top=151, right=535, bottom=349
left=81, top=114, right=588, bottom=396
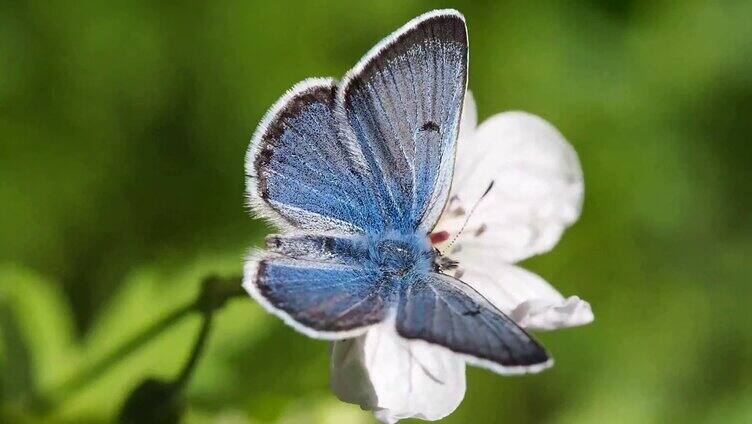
left=369, top=231, right=434, bottom=275
left=244, top=10, right=552, bottom=374
left=265, top=230, right=435, bottom=297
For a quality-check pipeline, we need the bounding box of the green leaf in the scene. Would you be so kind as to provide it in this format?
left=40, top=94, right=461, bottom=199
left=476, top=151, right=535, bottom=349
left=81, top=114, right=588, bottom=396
left=0, top=303, right=34, bottom=402
left=0, top=264, right=79, bottom=406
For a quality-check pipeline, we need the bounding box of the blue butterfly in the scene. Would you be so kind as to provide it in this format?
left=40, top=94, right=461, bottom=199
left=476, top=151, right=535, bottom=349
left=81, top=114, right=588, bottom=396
left=244, top=9, right=550, bottom=374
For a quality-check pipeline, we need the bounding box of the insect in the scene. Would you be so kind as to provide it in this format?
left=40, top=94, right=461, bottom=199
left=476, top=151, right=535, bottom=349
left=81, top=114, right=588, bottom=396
left=244, top=9, right=550, bottom=374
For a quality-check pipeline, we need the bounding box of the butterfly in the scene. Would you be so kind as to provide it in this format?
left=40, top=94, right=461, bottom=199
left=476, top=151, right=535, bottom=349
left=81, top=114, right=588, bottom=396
left=244, top=9, right=551, bottom=374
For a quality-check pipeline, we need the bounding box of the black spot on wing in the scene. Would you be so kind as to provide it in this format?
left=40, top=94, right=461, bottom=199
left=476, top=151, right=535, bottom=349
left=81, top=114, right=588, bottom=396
left=462, top=308, right=480, bottom=316
left=420, top=121, right=441, bottom=133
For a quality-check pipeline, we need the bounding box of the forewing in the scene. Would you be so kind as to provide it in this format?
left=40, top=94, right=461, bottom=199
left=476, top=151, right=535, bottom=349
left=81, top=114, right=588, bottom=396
left=246, top=78, right=382, bottom=234
left=396, top=272, right=552, bottom=374
left=337, top=10, right=468, bottom=232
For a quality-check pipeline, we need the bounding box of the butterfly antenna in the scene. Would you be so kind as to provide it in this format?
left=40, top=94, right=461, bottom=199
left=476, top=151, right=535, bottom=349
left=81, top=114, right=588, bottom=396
left=444, top=180, right=495, bottom=252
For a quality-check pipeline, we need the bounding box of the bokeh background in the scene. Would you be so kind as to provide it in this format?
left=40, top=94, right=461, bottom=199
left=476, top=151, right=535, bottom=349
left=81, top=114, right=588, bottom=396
left=2, top=0, right=751, bottom=422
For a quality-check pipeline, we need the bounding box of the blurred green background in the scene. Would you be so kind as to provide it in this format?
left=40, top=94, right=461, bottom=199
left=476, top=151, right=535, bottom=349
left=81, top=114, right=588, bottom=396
left=1, top=0, right=751, bottom=422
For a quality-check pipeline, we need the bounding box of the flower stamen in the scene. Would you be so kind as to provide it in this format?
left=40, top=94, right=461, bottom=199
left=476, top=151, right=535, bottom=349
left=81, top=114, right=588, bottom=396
left=429, top=230, right=450, bottom=244
left=446, top=180, right=495, bottom=249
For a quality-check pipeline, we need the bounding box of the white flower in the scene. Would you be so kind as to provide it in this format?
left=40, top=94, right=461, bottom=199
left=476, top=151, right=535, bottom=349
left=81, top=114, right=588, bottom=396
left=330, top=91, right=594, bottom=423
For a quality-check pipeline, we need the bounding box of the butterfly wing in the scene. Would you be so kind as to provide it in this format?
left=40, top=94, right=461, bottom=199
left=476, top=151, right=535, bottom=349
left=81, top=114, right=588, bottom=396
left=245, top=237, right=394, bottom=338
left=396, top=272, right=552, bottom=374
left=248, top=11, right=467, bottom=234
left=338, top=10, right=468, bottom=233
left=246, top=78, right=383, bottom=234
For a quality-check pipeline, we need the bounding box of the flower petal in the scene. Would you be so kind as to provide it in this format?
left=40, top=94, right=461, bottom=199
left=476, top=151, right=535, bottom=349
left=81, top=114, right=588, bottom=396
left=454, top=264, right=593, bottom=331
left=440, top=111, right=583, bottom=263
left=457, top=90, right=477, bottom=142
left=330, top=323, right=466, bottom=423
left=510, top=295, right=593, bottom=331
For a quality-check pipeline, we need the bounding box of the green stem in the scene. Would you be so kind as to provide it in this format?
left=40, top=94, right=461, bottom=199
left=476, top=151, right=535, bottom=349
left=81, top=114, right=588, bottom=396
left=37, top=274, right=244, bottom=412
left=173, top=310, right=213, bottom=390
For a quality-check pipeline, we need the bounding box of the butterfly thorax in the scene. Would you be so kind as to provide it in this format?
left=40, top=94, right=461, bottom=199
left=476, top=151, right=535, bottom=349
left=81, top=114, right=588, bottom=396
left=366, top=231, right=433, bottom=277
